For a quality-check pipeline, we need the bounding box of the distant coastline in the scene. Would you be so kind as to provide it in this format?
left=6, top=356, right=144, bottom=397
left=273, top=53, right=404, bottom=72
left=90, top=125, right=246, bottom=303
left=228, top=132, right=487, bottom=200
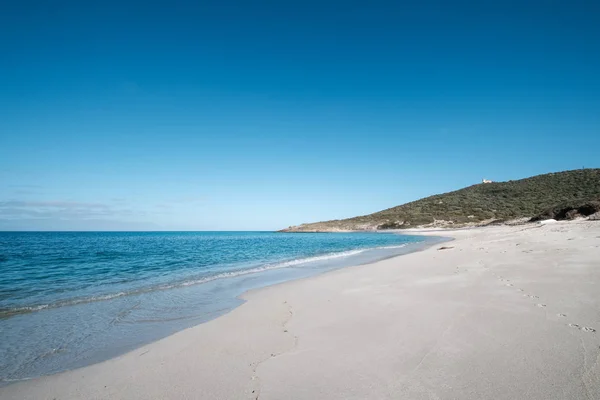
left=281, top=169, right=600, bottom=232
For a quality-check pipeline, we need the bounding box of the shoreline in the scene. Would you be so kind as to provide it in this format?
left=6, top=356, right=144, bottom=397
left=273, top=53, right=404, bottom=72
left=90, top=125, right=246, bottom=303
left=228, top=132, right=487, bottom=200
left=0, top=233, right=443, bottom=386
left=2, top=221, right=599, bottom=399
left=236, top=233, right=452, bottom=301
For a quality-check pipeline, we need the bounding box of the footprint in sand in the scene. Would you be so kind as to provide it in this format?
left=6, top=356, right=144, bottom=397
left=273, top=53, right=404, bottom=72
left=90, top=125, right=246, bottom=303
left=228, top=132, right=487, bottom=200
left=536, top=304, right=546, bottom=308
left=557, top=313, right=567, bottom=317
left=505, top=283, right=513, bottom=287
left=517, top=288, right=524, bottom=292
left=523, top=294, right=539, bottom=299
left=568, top=324, right=596, bottom=333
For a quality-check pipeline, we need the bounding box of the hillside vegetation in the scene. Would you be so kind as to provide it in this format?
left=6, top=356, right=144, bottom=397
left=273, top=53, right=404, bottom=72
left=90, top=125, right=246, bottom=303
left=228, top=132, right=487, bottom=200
left=282, top=169, right=600, bottom=231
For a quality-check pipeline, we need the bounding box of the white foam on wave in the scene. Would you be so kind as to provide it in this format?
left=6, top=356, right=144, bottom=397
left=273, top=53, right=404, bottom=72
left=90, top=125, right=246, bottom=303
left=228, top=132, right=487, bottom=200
left=0, top=292, right=130, bottom=318
left=271, top=248, right=367, bottom=268
left=160, top=248, right=368, bottom=289
left=375, top=243, right=408, bottom=250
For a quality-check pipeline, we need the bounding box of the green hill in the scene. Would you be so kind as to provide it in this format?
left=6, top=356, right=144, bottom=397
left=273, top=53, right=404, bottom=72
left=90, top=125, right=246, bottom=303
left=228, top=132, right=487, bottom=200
left=281, top=169, right=600, bottom=232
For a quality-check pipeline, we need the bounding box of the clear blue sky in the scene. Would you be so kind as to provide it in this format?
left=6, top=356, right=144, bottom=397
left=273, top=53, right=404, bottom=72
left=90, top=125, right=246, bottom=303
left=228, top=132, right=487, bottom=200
left=1, top=1, right=599, bottom=230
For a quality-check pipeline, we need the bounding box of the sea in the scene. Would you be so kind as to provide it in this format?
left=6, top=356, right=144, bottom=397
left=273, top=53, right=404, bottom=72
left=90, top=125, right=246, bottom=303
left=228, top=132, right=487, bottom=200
left=0, top=231, right=444, bottom=384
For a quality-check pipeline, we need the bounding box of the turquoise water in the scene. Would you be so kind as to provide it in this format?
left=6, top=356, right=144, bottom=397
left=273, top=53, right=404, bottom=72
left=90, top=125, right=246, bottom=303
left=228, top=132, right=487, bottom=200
left=0, top=231, right=438, bottom=383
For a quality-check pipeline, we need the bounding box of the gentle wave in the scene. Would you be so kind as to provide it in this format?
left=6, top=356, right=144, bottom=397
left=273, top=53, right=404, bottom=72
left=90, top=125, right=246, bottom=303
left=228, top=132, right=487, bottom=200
left=0, top=247, right=390, bottom=319
left=375, top=244, right=408, bottom=250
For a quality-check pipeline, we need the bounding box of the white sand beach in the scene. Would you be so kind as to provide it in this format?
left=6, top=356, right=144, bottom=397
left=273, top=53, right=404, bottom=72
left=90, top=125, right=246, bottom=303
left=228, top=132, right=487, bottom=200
left=2, top=220, right=599, bottom=399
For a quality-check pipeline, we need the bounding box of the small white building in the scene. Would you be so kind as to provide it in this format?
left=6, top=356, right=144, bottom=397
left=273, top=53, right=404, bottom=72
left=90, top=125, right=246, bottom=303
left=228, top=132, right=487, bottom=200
left=482, top=179, right=493, bottom=184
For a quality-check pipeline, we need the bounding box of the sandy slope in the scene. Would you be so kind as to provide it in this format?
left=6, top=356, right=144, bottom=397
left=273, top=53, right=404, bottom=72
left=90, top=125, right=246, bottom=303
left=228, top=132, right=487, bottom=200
left=2, top=221, right=599, bottom=399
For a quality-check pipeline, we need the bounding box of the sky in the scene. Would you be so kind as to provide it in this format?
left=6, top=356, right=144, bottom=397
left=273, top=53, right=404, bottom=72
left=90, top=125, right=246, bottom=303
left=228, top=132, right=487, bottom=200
left=1, top=1, right=599, bottom=231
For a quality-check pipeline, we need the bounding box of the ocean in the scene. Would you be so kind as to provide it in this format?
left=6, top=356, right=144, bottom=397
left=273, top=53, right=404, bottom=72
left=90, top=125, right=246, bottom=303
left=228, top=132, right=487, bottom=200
left=0, top=231, right=441, bottom=384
